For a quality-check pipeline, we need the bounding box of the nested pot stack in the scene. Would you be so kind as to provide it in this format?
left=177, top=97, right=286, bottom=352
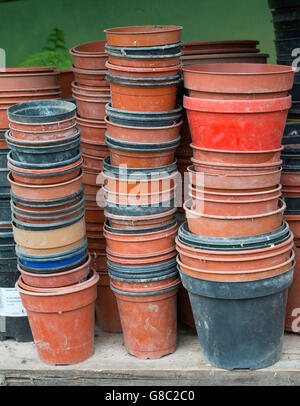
left=6, top=99, right=98, bottom=365
left=177, top=62, right=296, bottom=370
left=103, top=25, right=183, bottom=358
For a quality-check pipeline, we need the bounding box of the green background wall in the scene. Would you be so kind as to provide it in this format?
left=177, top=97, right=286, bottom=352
left=0, top=0, right=276, bottom=66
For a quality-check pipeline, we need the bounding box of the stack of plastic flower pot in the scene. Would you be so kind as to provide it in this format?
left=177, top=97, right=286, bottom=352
left=5, top=99, right=99, bottom=365
left=177, top=62, right=296, bottom=370
left=103, top=25, right=183, bottom=359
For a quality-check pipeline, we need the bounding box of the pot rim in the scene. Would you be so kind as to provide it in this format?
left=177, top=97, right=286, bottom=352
left=75, top=114, right=106, bottom=127
left=9, top=122, right=77, bottom=135
left=8, top=156, right=83, bottom=175
left=104, top=25, right=183, bottom=35
left=105, top=61, right=181, bottom=73
left=71, top=65, right=107, bottom=75
left=110, top=275, right=180, bottom=293
left=191, top=144, right=284, bottom=155
left=104, top=115, right=183, bottom=131
left=104, top=207, right=177, bottom=221
left=187, top=164, right=282, bottom=178
left=103, top=222, right=177, bottom=241
left=191, top=157, right=283, bottom=169
left=8, top=171, right=83, bottom=190
left=188, top=183, right=282, bottom=197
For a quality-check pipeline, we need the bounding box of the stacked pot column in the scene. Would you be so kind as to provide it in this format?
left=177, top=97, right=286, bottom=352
left=6, top=100, right=98, bottom=365
left=70, top=40, right=119, bottom=332
left=103, top=25, right=183, bottom=359
left=178, top=63, right=295, bottom=370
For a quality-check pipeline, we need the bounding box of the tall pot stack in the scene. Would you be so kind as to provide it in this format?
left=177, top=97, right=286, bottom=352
left=178, top=62, right=295, bottom=370
left=103, top=25, right=183, bottom=359
left=6, top=99, right=98, bottom=365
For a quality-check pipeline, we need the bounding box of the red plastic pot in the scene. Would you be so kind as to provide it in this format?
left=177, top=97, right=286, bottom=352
left=104, top=222, right=178, bottom=258
left=184, top=198, right=286, bottom=237
left=17, top=256, right=91, bottom=288
left=104, top=185, right=175, bottom=205
left=9, top=123, right=78, bottom=142
left=104, top=25, right=182, bottom=47
left=184, top=95, right=291, bottom=151
left=191, top=159, right=282, bottom=175
left=282, top=186, right=300, bottom=197
left=281, top=172, right=300, bottom=187
left=74, top=94, right=110, bottom=121
left=182, top=63, right=295, bottom=98
left=178, top=284, right=195, bottom=330
left=284, top=215, right=300, bottom=239
left=111, top=274, right=179, bottom=291
left=72, top=81, right=110, bottom=97
left=189, top=184, right=282, bottom=216
left=70, top=40, right=107, bottom=70
left=90, top=250, right=107, bottom=271
left=95, top=271, right=122, bottom=333
left=106, top=250, right=177, bottom=267
left=87, top=236, right=106, bottom=251
left=182, top=40, right=259, bottom=53
left=111, top=278, right=180, bottom=359
left=8, top=116, right=76, bottom=135
left=76, top=115, right=106, bottom=143
left=109, top=80, right=179, bottom=112
left=57, top=69, right=74, bottom=99
left=105, top=116, right=182, bottom=143
left=181, top=53, right=269, bottom=67
left=16, top=269, right=99, bottom=365
left=106, top=62, right=180, bottom=79
left=0, top=71, right=59, bottom=90
left=0, top=88, right=61, bottom=103
left=81, top=139, right=108, bottom=158
left=82, top=153, right=105, bottom=171
left=191, top=144, right=283, bottom=165
left=85, top=206, right=105, bottom=224
left=107, top=53, right=181, bottom=69
left=188, top=164, right=282, bottom=190
left=72, top=65, right=109, bottom=87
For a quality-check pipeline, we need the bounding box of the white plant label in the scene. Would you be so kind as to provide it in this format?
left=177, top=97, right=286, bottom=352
left=0, top=288, right=27, bottom=317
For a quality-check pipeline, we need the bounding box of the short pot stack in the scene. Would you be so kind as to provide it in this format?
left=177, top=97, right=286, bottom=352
left=177, top=63, right=296, bottom=370
left=103, top=25, right=183, bottom=359
left=6, top=99, right=99, bottom=365
left=268, top=0, right=300, bottom=118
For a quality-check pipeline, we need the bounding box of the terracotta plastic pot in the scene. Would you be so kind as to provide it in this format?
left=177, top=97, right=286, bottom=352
left=106, top=62, right=180, bottom=79
left=176, top=233, right=294, bottom=272
left=73, top=94, right=110, bottom=120
left=111, top=278, right=180, bottom=359
left=105, top=207, right=177, bottom=230
left=0, top=89, right=61, bottom=104
left=8, top=156, right=82, bottom=185
left=104, top=25, right=182, bottom=47
left=177, top=253, right=294, bottom=282
left=9, top=116, right=76, bottom=134
left=81, top=139, right=108, bottom=158
left=82, top=153, right=105, bottom=171
left=0, top=71, right=59, bottom=90
left=90, top=250, right=107, bottom=271
left=87, top=236, right=106, bottom=251
left=72, top=65, right=108, bottom=87
left=182, top=63, right=295, bottom=98
left=191, top=159, right=282, bottom=175
left=95, top=271, right=122, bottom=333
left=184, top=198, right=286, bottom=237
left=72, top=81, right=110, bottom=96
left=70, top=40, right=107, bottom=70
left=188, top=165, right=282, bottom=190
left=104, top=222, right=177, bottom=258
left=17, top=255, right=91, bottom=288
left=281, top=171, right=300, bottom=187
left=105, top=116, right=182, bottom=143
left=57, top=69, right=74, bottom=99
left=191, top=145, right=283, bottom=165
left=284, top=215, right=300, bottom=239
left=181, top=53, right=269, bottom=67
left=189, top=184, right=282, bottom=216
left=103, top=186, right=175, bottom=205
left=109, top=78, right=180, bottom=112
left=107, top=53, right=181, bottom=69
left=76, top=115, right=106, bottom=143
left=285, top=242, right=300, bottom=332
left=16, top=269, right=98, bottom=365
left=8, top=172, right=83, bottom=200
left=9, top=122, right=78, bottom=142
left=85, top=206, right=105, bottom=224
left=106, top=249, right=177, bottom=267
left=111, top=272, right=179, bottom=291
left=184, top=95, right=291, bottom=151
left=182, top=40, right=259, bottom=53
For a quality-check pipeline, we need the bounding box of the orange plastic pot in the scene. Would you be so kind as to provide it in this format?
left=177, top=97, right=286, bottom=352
left=105, top=116, right=182, bottom=143
left=70, top=40, right=107, bottom=70
left=285, top=242, right=300, bottom=332
left=90, top=250, right=107, bottom=271
left=0, top=71, right=59, bottom=90
left=104, top=25, right=182, bottom=47
left=191, top=145, right=283, bottom=165
left=182, top=63, right=295, bottom=99
left=9, top=122, right=78, bottom=142
left=184, top=95, right=291, bottom=151
left=107, top=53, right=181, bottom=68
left=80, top=139, right=108, bottom=158
left=9, top=116, right=76, bottom=133
left=182, top=40, right=259, bottom=53
left=191, top=159, right=282, bottom=175
left=109, top=80, right=179, bottom=112
left=106, top=249, right=176, bottom=267
left=108, top=144, right=177, bottom=168
left=8, top=172, right=83, bottom=200
left=72, top=81, right=110, bottom=97
left=188, top=165, right=282, bottom=190
left=284, top=215, right=300, bottom=239
left=82, top=167, right=103, bottom=196
left=106, top=62, right=180, bottom=79
left=8, top=156, right=82, bottom=185
left=13, top=193, right=82, bottom=213
left=0, top=89, right=61, bottom=104
left=189, top=184, right=282, bottom=216
left=111, top=278, right=180, bottom=359
left=87, top=236, right=106, bottom=250
left=74, top=94, right=110, bottom=120
left=177, top=253, right=294, bottom=282
left=76, top=115, right=106, bottom=143
left=72, top=65, right=108, bottom=87
left=111, top=273, right=179, bottom=290
left=176, top=234, right=294, bottom=271
left=281, top=172, right=300, bottom=187
left=184, top=198, right=285, bottom=237
left=105, top=207, right=177, bottom=230
left=57, top=69, right=74, bottom=99
left=177, top=284, right=195, bottom=330
left=95, top=271, right=122, bottom=333
left=104, top=186, right=175, bottom=205
left=82, top=153, right=105, bottom=171
left=282, top=186, right=300, bottom=197
left=16, top=270, right=99, bottom=365
left=17, top=256, right=91, bottom=288
left=85, top=206, right=105, bottom=224
left=104, top=222, right=177, bottom=257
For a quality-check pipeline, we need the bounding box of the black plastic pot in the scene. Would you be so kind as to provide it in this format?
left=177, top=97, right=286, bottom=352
left=7, top=100, right=76, bottom=124
left=178, top=221, right=290, bottom=251
left=0, top=226, right=15, bottom=259
left=7, top=149, right=82, bottom=170
left=10, top=187, right=83, bottom=207
left=106, top=72, right=181, bottom=85
left=6, top=131, right=81, bottom=164
left=105, top=133, right=180, bottom=152
left=179, top=265, right=294, bottom=370
left=105, top=42, right=183, bottom=57
left=105, top=103, right=182, bottom=127
left=11, top=197, right=84, bottom=217
left=269, top=0, right=300, bottom=9
left=0, top=149, right=9, bottom=167
left=281, top=153, right=300, bottom=166
left=275, top=28, right=300, bottom=40
left=0, top=198, right=11, bottom=222
left=283, top=122, right=300, bottom=138
left=275, top=37, right=300, bottom=56
left=0, top=168, right=10, bottom=194
left=103, top=156, right=177, bottom=179
left=104, top=197, right=175, bottom=216
left=272, top=7, right=300, bottom=23
left=283, top=196, right=300, bottom=211
left=109, top=269, right=178, bottom=283
left=274, top=19, right=300, bottom=31
left=0, top=257, right=33, bottom=342
left=290, top=82, right=300, bottom=101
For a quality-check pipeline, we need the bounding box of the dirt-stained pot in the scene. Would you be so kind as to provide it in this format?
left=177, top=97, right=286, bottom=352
left=16, top=269, right=99, bottom=365
left=57, top=69, right=74, bottom=99
left=72, top=66, right=108, bottom=87
left=76, top=115, right=106, bottom=143
left=73, top=93, right=110, bottom=121
left=70, top=40, right=107, bottom=70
